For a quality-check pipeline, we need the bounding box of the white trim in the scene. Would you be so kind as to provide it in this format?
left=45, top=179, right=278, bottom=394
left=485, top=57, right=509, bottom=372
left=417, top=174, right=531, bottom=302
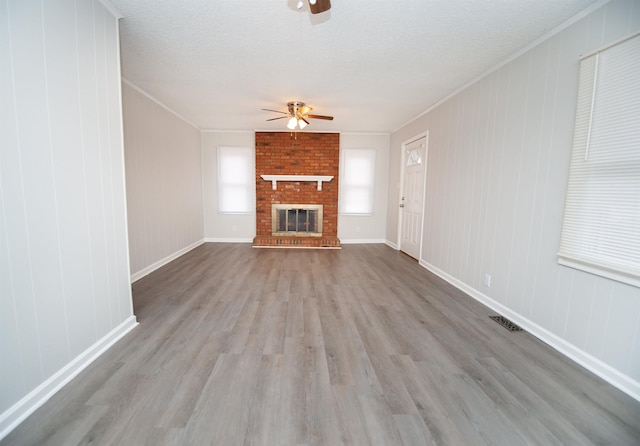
left=340, top=239, right=386, bottom=244
left=130, top=239, right=205, bottom=283
left=418, top=259, right=640, bottom=403
left=558, top=255, right=640, bottom=289
left=0, top=316, right=138, bottom=441
left=114, top=18, right=136, bottom=318
left=121, top=79, right=200, bottom=130
left=580, top=29, right=640, bottom=60
left=385, top=240, right=398, bottom=250
left=393, top=0, right=611, bottom=133
left=204, top=238, right=254, bottom=243
left=97, top=0, right=123, bottom=19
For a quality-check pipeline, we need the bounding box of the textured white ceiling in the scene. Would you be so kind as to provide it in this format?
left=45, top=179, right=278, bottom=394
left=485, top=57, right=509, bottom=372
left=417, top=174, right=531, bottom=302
left=111, top=0, right=601, bottom=133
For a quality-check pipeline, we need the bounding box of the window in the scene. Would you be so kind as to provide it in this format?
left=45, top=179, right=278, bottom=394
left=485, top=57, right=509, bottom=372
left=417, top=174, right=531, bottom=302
left=217, top=146, right=254, bottom=214
left=340, top=148, right=376, bottom=215
left=558, top=32, right=640, bottom=287
left=407, top=148, right=422, bottom=166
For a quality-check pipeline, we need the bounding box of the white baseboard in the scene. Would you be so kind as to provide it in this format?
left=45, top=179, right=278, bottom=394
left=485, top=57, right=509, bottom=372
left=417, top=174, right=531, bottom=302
left=0, top=316, right=138, bottom=441
left=130, top=239, right=205, bottom=283
left=385, top=240, right=398, bottom=249
left=418, top=259, right=640, bottom=402
left=340, top=238, right=386, bottom=244
left=204, top=238, right=253, bottom=243
left=207, top=238, right=389, bottom=245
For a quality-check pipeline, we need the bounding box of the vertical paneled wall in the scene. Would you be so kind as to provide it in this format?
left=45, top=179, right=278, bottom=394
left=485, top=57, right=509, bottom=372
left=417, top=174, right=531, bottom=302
left=0, top=0, right=135, bottom=430
left=388, top=0, right=640, bottom=396
left=122, top=82, right=204, bottom=280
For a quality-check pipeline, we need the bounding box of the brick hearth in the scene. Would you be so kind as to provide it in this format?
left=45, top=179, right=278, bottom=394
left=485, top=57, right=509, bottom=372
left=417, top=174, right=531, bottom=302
left=252, top=235, right=341, bottom=248
left=253, top=132, right=340, bottom=248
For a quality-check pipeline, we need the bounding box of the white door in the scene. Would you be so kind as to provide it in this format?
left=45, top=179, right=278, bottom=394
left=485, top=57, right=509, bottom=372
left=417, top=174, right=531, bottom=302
left=400, top=135, right=427, bottom=260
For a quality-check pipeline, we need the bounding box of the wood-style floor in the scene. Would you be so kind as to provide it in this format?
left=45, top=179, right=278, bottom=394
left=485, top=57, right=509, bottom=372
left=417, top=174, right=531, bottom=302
left=4, top=243, right=640, bottom=445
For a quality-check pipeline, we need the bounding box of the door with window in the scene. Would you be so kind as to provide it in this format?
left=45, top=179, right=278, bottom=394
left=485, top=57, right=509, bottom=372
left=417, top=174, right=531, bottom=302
left=399, top=135, right=427, bottom=260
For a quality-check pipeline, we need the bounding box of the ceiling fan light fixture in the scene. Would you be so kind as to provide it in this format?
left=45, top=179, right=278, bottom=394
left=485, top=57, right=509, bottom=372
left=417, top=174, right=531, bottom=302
left=298, top=118, right=308, bottom=129
left=287, top=117, right=298, bottom=129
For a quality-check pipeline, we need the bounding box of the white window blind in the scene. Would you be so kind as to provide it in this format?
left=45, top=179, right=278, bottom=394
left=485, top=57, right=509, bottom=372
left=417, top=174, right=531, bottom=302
left=557, top=32, right=640, bottom=287
left=217, top=146, right=254, bottom=214
left=340, top=148, right=376, bottom=215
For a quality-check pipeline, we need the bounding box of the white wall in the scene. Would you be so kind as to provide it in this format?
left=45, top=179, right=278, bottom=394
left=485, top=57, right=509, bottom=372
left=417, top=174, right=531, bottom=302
left=339, top=133, right=390, bottom=243
left=202, top=131, right=256, bottom=242
left=387, top=0, right=640, bottom=399
left=201, top=131, right=391, bottom=243
left=122, top=82, right=204, bottom=281
left=0, top=0, right=136, bottom=437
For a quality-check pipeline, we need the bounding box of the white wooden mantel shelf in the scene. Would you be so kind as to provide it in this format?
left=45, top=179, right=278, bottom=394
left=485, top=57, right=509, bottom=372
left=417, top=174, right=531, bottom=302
left=261, top=175, right=334, bottom=191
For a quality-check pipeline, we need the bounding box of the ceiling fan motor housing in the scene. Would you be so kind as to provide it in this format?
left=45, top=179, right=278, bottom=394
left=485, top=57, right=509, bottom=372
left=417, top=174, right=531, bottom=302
left=287, top=101, right=305, bottom=115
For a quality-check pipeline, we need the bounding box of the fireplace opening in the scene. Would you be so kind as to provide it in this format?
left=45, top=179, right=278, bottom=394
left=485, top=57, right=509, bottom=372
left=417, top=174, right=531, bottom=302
left=272, top=204, right=323, bottom=236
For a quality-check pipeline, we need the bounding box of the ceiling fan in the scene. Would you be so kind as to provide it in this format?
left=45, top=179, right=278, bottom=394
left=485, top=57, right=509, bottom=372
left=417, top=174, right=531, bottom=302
left=263, top=101, right=334, bottom=130
left=296, top=0, right=331, bottom=14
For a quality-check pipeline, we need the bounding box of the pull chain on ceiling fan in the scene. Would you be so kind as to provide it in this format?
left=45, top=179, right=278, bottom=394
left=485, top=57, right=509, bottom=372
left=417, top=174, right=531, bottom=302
left=263, top=101, right=334, bottom=130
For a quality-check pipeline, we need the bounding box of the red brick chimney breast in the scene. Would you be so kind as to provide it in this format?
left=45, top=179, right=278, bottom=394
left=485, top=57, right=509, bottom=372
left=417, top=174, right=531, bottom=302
left=253, top=132, right=340, bottom=248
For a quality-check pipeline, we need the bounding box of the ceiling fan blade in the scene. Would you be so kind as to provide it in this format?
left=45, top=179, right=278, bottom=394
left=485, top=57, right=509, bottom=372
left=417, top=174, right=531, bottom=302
left=307, top=114, right=334, bottom=120
left=262, top=108, right=288, bottom=115
left=298, top=105, right=312, bottom=116
left=309, top=0, right=331, bottom=14
left=266, top=116, right=288, bottom=121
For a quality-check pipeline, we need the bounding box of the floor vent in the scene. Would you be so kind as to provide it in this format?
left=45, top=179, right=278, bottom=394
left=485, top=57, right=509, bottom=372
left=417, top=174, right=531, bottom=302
left=490, top=315, right=523, bottom=332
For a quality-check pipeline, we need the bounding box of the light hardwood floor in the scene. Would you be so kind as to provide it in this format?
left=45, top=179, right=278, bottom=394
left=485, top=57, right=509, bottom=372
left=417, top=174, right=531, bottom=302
left=4, top=243, right=640, bottom=445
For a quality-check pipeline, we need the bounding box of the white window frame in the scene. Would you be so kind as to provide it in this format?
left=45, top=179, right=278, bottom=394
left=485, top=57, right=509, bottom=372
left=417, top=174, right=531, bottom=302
left=339, top=148, right=376, bottom=215
left=217, top=146, right=254, bottom=214
left=557, top=31, right=640, bottom=288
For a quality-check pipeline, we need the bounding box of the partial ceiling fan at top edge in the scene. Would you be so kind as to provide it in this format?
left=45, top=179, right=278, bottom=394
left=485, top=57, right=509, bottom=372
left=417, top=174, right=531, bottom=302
left=309, top=0, right=331, bottom=14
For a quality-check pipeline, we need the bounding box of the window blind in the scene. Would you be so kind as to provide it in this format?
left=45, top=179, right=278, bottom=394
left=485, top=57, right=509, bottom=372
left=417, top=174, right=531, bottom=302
left=217, top=146, right=254, bottom=214
left=340, top=148, right=376, bottom=215
left=557, top=32, right=640, bottom=287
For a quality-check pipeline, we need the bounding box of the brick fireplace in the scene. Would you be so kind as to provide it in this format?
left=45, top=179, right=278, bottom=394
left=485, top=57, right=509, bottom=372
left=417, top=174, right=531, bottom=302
left=253, top=132, right=340, bottom=248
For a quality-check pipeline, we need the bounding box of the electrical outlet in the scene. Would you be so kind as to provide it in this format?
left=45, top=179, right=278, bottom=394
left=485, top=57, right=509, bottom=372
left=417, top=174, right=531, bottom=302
left=483, top=274, right=491, bottom=287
